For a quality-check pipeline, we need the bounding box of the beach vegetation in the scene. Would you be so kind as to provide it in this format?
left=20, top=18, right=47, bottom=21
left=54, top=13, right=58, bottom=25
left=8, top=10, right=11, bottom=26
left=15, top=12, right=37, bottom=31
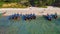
left=0, top=0, right=60, bottom=8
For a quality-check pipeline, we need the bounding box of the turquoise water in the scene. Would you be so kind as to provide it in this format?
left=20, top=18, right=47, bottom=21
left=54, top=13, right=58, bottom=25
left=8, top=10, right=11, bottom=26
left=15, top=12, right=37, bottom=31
left=0, top=16, right=60, bottom=34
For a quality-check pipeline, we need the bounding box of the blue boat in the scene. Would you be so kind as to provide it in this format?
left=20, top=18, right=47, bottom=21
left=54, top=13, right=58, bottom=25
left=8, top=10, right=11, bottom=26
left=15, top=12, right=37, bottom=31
left=22, top=14, right=36, bottom=20
left=8, top=14, right=20, bottom=20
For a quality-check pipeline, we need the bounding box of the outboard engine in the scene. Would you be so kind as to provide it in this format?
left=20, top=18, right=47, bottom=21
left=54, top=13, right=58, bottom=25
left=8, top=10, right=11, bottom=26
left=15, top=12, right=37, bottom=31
left=47, top=15, right=52, bottom=21
left=54, top=13, right=57, bottom=19
left=32, top=14, right=36, bottom=19
left=22, top=15, right=26, bottom=20
left=51, top=13, right=57, bottom=19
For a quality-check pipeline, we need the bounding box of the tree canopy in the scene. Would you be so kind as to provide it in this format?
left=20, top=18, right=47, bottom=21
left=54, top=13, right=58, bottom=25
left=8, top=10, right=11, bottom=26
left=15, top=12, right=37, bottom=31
left=0, top=0, right=60, bottom=7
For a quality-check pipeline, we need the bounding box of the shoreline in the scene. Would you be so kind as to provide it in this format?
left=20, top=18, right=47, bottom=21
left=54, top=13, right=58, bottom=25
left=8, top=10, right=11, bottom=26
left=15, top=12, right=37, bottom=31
left=0, top=6, right=60, bottom=16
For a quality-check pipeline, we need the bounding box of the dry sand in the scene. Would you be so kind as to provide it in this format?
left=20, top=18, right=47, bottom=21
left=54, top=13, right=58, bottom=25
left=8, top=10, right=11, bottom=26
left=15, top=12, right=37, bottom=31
left=0, top=6, right=60, bottom=16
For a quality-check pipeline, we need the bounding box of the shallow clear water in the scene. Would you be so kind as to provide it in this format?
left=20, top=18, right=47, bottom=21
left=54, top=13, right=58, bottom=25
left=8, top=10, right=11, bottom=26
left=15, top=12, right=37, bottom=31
left=0, top=16, right=60, bottom=34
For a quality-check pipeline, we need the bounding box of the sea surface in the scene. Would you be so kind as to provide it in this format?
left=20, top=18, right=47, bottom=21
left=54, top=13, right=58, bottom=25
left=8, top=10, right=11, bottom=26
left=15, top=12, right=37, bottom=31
left=0, top=16, right=60, bottom=34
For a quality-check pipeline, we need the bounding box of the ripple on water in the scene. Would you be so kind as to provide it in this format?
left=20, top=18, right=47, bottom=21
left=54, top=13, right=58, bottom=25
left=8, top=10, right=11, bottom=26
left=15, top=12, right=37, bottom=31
left=0, top=16, right=60, bottom=34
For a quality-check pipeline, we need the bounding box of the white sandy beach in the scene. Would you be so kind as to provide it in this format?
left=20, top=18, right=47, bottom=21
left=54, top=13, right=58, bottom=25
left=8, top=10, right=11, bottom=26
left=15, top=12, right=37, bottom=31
left=0, top=6, right=60, bottom=16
